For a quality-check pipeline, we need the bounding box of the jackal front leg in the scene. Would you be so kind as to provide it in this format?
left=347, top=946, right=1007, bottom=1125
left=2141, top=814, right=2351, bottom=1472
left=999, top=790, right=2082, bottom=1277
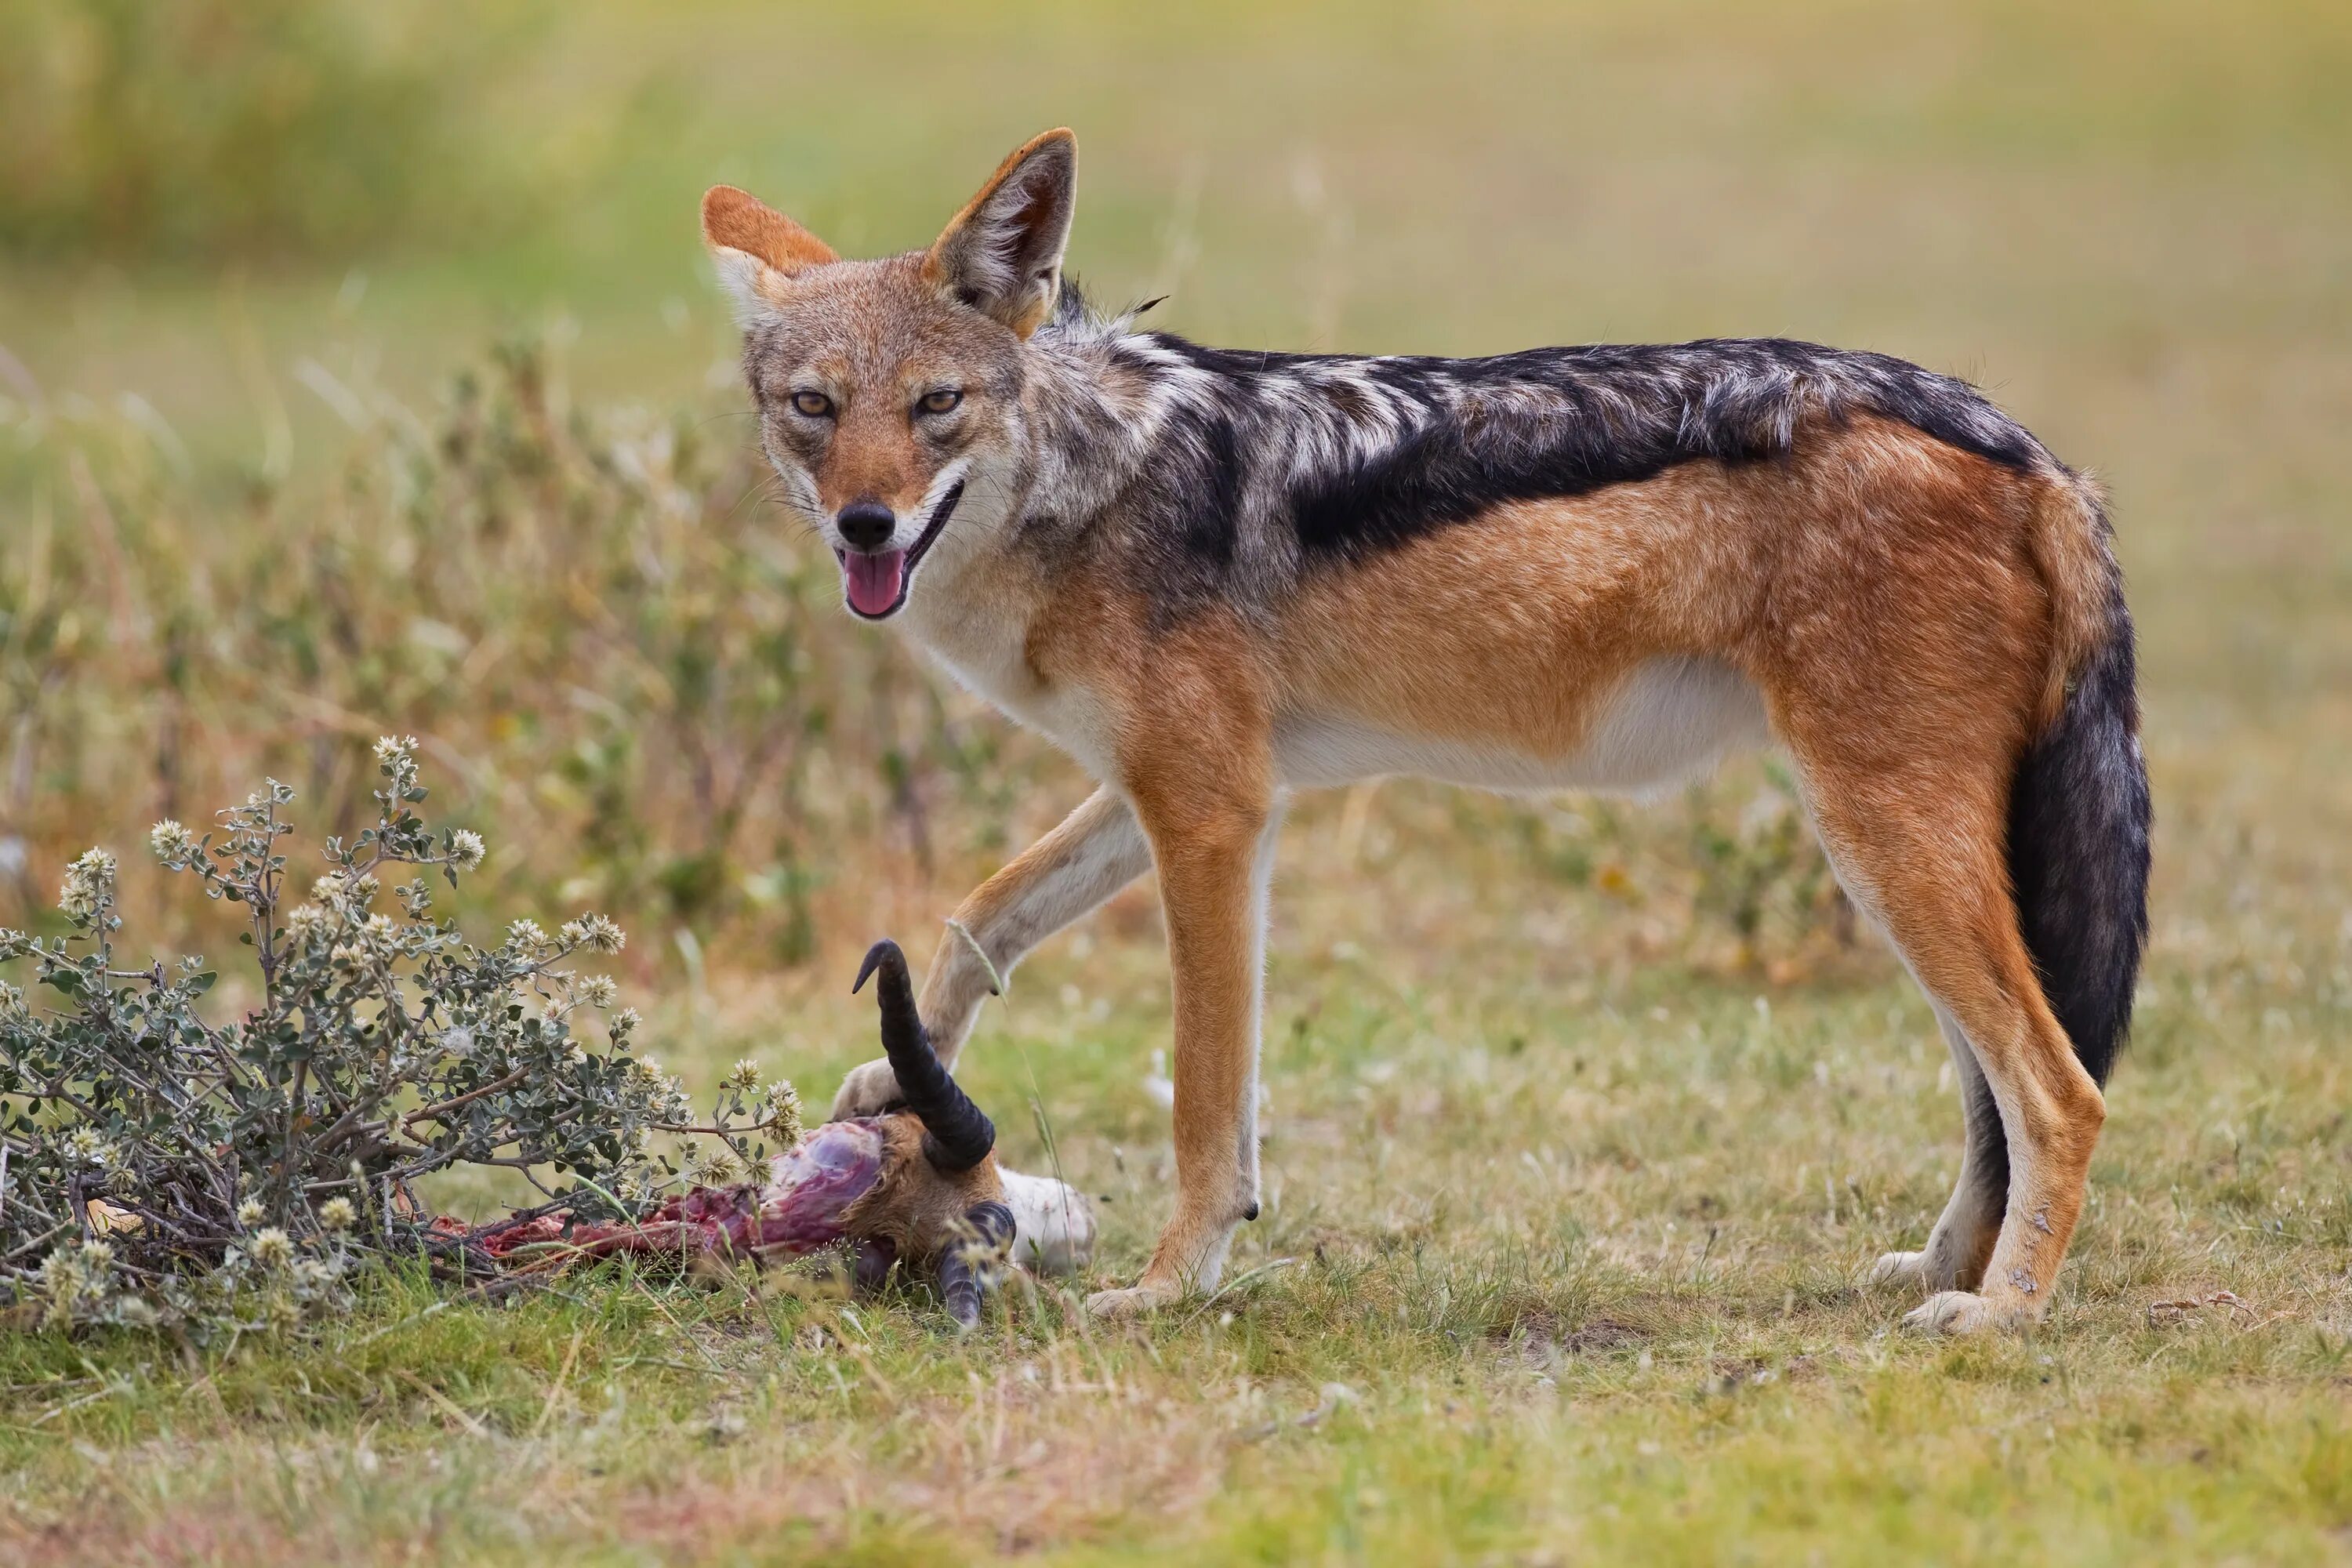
left=1087, top=789, right=1280, bottom=1319
left=829, top=788, right=1150, bottom=1120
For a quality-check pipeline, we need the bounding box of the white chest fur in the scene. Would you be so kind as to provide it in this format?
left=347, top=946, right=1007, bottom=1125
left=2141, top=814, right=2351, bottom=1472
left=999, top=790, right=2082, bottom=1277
left=901, top=590, right=1123, bottom=782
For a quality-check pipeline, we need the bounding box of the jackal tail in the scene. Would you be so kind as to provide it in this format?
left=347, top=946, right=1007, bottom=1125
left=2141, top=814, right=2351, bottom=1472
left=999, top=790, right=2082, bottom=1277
left=2009, top=472, right=2151, bottom=1087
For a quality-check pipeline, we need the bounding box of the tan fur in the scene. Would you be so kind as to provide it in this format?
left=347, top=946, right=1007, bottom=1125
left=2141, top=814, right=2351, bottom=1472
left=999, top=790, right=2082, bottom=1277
left=700, top=185, right=838, bottom=285
left=717, top=140, right=2116, bottom=1330
left=1725, top=424, right=2105, bottom=1326
left=1103, top=418, right=2100, bottom=1319
left=1277, top=417, right=2057, bottom=751
left=1275, top=460, right=1761, bottom=754
left=837, top=1116, right=1006, bottom=1263
left=726, top=247, right=1028, bottom=524
left=891, top=416, right=2103, bottom=1322
left=922, top=129, right=1077, bottom=338
left=1109, top=610, right=1280, bottom=1301
left=2026, top=470, right=2117, bottom=730
left=915, top=786, right=1150, bottom=1070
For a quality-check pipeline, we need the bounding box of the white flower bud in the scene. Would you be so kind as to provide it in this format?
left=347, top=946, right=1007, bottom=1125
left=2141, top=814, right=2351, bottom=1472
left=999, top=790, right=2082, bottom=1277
left=149, top=819, right=201, bottom=863
left=58, top=848, right=117, bottom=921
left=561, top=913, right=626, bottom=954
left=249, top=1227, right=295, bottom=1269
left=762, top=1080, right=804, bottom=1149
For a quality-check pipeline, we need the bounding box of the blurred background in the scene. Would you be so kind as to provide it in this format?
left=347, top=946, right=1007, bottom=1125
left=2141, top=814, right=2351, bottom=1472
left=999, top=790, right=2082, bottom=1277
left=0, top=0, right=2345, bottom=1015
left=5, top=13, right=2350, bottom=1552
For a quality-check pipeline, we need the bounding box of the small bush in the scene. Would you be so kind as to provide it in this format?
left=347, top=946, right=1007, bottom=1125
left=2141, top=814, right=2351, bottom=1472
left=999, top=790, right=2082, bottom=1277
left=0, top=339, right=1030, bottom=953
left=0, top=739, right=800, bottom=1337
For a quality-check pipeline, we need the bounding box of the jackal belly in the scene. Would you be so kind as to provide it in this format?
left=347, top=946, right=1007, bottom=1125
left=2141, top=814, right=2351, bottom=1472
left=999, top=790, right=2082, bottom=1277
left=1273, top=655, right=1768, bottom=794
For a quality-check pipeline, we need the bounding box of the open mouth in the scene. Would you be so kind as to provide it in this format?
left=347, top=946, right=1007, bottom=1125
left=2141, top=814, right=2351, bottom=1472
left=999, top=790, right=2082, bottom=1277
left=839, top=550, right=909, bottom=619
left=837, top=480, right=965, bottom=620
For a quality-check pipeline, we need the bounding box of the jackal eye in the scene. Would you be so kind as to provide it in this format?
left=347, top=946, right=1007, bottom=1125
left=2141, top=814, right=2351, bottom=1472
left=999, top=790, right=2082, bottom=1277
left=789, top=390, right=834, bottom=419
left=916, top=388, right=963, bottom=416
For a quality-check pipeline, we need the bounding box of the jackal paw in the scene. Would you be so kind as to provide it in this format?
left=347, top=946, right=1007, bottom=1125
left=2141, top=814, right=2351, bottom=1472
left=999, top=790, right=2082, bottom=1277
left=1083, top=1279, right=1186, bottom=1320
left=1902, top=1290, right=2008, bottom=1335
left=1868, top=1250, right=1927, bottom=1288
left=827, top=1057, right=902, bottom=1121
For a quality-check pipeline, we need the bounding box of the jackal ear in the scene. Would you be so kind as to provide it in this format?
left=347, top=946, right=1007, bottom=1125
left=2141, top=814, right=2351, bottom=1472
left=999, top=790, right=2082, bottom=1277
left=700, top=185, right=839, bottom=323
left=924, top=129, right=1076, bottom=339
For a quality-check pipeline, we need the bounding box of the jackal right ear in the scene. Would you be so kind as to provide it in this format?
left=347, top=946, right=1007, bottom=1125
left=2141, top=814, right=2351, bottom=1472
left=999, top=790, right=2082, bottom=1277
left=700, top=185, right=839, bottom=323
left=924, top=129, right=1077, bottom=339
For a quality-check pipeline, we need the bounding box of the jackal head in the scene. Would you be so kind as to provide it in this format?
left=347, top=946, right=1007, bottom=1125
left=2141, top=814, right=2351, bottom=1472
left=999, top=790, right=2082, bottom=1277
left=701, top=131, right=1077, bottom=621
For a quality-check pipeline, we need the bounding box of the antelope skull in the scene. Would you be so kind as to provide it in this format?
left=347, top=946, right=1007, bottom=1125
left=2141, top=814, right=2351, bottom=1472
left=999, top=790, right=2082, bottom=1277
left=557, top=938, right=1094, bottom=1330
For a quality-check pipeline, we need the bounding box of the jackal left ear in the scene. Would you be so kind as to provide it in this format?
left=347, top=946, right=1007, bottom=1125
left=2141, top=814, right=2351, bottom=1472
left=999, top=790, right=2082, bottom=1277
left=925, top=129, right=1077, bottom=339
left=700, top=185, right=840, bottom=324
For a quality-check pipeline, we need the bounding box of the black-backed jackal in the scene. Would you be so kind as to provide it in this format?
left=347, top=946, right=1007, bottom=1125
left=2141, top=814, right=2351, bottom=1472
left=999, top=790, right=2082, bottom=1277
left=702, top=130, right=2151, bottom=1331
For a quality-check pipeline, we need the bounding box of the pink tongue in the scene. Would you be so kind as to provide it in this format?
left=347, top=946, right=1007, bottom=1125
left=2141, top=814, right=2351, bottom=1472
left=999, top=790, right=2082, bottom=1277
left=843, top=550, right=907, bottom=615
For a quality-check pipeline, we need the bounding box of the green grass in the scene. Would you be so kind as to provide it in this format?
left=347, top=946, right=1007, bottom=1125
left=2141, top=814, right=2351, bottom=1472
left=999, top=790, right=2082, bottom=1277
left=4, top=906, right=2348, bottom=1563
left=4, top=0, right=2351, bottom=1561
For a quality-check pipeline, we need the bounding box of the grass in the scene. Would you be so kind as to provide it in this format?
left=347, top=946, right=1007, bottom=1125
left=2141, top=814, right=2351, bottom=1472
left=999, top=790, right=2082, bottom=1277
left=4, top=906, right=2348, bottom=1563
left=4, top=0, right=2351, bottom=1562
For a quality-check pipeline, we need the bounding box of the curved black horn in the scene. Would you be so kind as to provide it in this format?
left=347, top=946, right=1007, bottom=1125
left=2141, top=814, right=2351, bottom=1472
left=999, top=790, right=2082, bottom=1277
left=851, top=938, right=996, bottom=1171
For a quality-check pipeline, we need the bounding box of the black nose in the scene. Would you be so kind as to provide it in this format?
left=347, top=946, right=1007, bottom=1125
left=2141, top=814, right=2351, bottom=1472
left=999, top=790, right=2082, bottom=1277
left=837, top=501, right=896, bottom=552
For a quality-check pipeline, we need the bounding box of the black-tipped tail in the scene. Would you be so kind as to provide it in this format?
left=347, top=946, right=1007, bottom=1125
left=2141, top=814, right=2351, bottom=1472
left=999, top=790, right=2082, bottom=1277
left=2007, top=583, right=2151, bottom=1085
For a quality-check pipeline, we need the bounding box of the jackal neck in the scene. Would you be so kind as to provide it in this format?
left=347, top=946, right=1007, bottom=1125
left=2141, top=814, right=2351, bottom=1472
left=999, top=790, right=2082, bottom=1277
left=1013, top=313, right=1167, bottom=535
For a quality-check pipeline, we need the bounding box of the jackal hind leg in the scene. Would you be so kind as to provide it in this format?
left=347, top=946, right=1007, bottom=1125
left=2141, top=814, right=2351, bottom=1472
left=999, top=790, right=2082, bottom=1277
left=1868, top=1004, right=2008, bottom=1293
left=1797, top=756, right=2104, bottom=1334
